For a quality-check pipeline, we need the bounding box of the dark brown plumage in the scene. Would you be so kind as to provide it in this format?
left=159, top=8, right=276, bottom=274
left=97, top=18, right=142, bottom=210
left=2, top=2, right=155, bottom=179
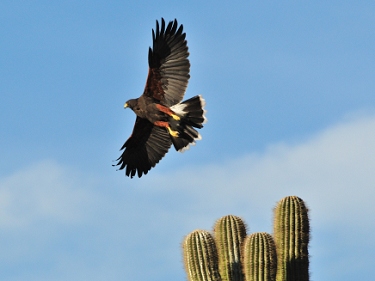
left=114, top=18, right=206, bottom=178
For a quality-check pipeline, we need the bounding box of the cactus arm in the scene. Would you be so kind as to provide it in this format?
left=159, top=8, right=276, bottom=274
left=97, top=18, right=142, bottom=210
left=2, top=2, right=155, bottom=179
left=242, top=232, right=277, bottom=281
left=183, top=230, right=222, bottom=281
left=274, top=196, right=310, bottom=281
left=214, top=215, right=247, bottom=281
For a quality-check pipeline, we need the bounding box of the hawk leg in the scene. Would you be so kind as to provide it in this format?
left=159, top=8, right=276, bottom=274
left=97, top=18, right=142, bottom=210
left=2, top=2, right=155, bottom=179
left=155, top=104, right=180, bottom=120
left=154, top=121, right=179, bottom=137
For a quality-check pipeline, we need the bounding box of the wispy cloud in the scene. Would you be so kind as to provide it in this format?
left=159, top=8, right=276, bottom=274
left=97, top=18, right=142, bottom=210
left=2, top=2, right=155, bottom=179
left=148, top=113, right=375, bottom=230
left=1, top=114, right=374, bottom=280
left=0, top=160, right=97, bottom=229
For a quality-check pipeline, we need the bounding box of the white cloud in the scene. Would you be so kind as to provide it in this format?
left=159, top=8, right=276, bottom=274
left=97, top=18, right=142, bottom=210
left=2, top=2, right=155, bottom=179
left=0, top=160, right=97, bottom=229
left=151, top=113, right=375, bottom=230
left=1, top=114, right=374, bottom=281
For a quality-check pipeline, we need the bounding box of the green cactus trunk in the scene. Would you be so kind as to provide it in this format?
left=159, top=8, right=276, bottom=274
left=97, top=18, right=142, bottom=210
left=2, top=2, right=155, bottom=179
left=273, top=196, right=310, bottom=281
left=214, top=215, right=247, bottom=281
left=242, top=232, right=277, bottom=281
left=183, top=230, right=222, bottom=281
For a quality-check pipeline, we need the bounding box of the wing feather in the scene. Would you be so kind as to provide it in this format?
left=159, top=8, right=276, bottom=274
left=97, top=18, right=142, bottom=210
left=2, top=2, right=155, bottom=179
left=115, top=117, right=172, bottom=178
left=144, top=18, right=190, bottom=106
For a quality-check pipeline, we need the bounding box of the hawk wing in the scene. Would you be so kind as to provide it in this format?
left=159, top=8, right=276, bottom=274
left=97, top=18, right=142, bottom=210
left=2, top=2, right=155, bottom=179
left=144, top=18, right=190, bottom=107
left=115, top=117, right=172, bottom=178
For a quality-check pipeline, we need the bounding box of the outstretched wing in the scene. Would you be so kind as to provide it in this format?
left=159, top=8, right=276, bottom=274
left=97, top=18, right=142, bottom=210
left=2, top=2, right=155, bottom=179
left=144, top=18, right=190, bottom=107
left=115, top=117, right=172, bottom=178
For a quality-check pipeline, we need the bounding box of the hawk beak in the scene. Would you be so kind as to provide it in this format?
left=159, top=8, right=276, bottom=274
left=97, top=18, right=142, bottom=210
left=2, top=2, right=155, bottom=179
left=124, top=102, right=128, bottom=108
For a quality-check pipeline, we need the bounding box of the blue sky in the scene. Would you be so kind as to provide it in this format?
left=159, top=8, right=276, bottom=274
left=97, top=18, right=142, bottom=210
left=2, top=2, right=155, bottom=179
left=1, top=1, right=375, bottom=280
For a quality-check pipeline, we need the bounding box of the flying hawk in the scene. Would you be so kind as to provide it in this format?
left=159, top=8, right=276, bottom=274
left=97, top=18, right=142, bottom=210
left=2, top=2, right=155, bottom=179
left=114, top=18, right=206, bottom=178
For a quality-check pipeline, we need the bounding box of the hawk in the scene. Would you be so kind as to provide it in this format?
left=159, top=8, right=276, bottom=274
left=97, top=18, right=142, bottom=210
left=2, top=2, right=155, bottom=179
left=114, top=18, right=206, bottom=178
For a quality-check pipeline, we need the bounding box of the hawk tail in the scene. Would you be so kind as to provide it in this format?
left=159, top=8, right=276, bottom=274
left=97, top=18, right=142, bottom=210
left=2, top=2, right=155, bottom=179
left=169, top=95, right=206, bottom=152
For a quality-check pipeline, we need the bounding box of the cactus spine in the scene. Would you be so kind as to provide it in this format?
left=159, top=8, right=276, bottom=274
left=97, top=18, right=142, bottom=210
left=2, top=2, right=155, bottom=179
left=273, top=196, right=310, bottom=281
left=183, top=230, right=222, bottom=281
left=242, top=232, right=277, bottom=281
left=214, top=215, right=247, bottom=281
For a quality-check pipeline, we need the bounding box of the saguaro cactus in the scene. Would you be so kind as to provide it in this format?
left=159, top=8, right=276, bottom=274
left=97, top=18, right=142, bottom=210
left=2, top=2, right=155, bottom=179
left=242, top=232, right=277, bottom=281
left=273, top=196, right=310, bottom=281
left=183, top=230, right=222, bottom=281
left=182, top=196, right=310, bottom=281
left=214, top=215, right=247, bottom=281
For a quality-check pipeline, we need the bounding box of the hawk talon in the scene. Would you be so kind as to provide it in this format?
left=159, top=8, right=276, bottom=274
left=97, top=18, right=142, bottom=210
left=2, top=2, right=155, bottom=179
left=167, top=127, right=179, bottom=137
left=171, top=114, right=180, bottom=121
